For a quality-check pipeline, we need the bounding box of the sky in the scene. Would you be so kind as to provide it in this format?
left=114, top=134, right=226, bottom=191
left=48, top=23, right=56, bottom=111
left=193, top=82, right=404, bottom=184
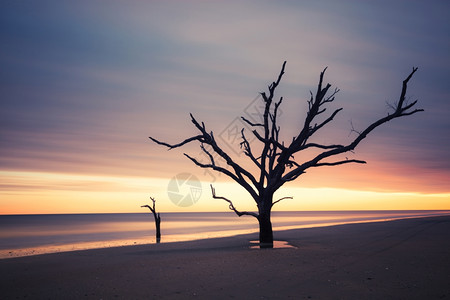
left=1, top=0, right=449, bottom=214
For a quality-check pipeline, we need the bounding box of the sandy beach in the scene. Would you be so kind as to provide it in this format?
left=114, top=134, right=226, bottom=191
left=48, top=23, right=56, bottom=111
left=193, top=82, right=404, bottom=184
left=1, top=215, right=449, bottom=299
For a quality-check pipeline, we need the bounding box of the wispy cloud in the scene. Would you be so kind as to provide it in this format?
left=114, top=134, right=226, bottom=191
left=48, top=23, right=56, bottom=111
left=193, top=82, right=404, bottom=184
left=1, top=0, right=449, bottom=213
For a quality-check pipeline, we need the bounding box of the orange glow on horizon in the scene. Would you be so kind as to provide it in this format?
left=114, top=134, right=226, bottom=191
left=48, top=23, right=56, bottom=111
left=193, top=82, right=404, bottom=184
left=1, top=1, right=449, bottom=220
left=1, top=171, right=449, bottom=215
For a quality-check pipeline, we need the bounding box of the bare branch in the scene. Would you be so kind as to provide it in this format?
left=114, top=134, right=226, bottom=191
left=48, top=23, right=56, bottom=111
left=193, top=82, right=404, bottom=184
left=271, top=196, right=293, bottom=208
left=348, top=120, right=361, bottom=136
left=313, top=159, right=367, bottom=167
left=284, top=170, right=304, bottom=182
left=399, top=108, right=423, bottom=116
left=141, top=197, right=157, bottom=214
left=397, top=67, right=418, bottom=110
left=271, top=61, right=287, bottom=93
left=240, top=129, right=264, bottom=172
left=322, top=88, right=340, bottom=104
left=250, top=129, right=288, bottom=152
left=184, top=153, right=239, bottom=182
left=257, top=61, right=288, bottom=189
left=300, top=143, right=344, bottom=150
left=385, top=100, right=396, bottom=112
left=268, top=96, right=284, bottom=172
left=308, top=107, right=343, bottom=137
left=285, top=159, right=300, bottom=169
left=149, top=135, right=203, bottom=150
left=402, top=98, right=418, bottom=110
left=286, top=68, right=338, bottom=155
left=200, top=143, right=215, bottom=166
left=211, top=185, right=258, bottom=218
left=151, top=112, right=260, bottom=195
left=241, top=116, right=264, bottom=127
left=184, top=153, right=259, bottom=200
left=279, top=66, right=422, bottom=187
left=141, top=204, right=154, bottom=213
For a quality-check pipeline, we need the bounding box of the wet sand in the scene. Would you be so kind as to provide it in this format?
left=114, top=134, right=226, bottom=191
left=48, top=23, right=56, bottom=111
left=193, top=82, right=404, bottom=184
left=1, top=215, right=449, bottom=299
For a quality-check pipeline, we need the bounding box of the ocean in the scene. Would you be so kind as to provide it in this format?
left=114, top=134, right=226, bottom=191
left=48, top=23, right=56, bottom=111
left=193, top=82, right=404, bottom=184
left=1, top=210, right=449, bottom=258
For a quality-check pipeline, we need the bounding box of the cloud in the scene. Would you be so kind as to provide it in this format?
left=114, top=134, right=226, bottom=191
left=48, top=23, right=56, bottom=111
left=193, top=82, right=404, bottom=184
left=1, top=0, right=449, bottom=201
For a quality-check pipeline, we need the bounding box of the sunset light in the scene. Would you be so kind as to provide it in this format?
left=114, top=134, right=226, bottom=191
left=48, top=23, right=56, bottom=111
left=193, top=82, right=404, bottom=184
left=1, top=2, right=450, bottom=298
left=1, top=2, right=449, bottom=215
left=1, top=1, right=449, bottom=217
left=1, top=170, right=449, bottom=215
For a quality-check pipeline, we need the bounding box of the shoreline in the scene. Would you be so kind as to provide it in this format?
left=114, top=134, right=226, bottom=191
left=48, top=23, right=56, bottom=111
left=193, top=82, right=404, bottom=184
left=2, top=211, right=449, bottom=259
left=1, top=215, right=449, bottom=299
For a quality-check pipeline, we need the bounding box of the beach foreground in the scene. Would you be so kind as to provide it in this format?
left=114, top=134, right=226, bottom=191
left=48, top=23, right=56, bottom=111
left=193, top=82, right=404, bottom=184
left=1, top=216, right=449, bottom=299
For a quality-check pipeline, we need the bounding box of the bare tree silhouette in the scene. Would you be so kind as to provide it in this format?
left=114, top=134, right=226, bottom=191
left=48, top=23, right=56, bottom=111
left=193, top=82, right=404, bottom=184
left=141, top=197, right=161, bottom=243
left=150, top=61, right=423, bottom=247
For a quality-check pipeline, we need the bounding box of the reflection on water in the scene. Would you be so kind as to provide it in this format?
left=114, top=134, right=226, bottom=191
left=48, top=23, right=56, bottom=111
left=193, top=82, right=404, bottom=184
left=0, top=210, right=449, bottom=258
left=250, top=240, right=297, bottom=249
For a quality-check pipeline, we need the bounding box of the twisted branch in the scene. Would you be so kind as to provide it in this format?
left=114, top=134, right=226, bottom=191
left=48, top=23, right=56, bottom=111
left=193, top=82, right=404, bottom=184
left=211, top=185, right=258, bottom=218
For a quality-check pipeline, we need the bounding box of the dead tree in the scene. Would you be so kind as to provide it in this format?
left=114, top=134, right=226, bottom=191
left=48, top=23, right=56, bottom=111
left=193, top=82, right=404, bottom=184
left=141, top=197, right=161, bottom=243
left=150, top=61, right=423, bottom=247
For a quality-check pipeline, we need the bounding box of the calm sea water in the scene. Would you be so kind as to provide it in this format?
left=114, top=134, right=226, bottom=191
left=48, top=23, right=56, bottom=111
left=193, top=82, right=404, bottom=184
left=1, top=210, right=449, bottom=258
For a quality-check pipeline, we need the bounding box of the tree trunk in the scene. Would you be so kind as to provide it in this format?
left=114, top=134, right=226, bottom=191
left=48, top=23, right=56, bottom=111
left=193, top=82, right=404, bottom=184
left=155, top=214, right=161, bottom=243
left=257, top=194, right=274, bottom=248
left=258, top=212, right=273, bottom=248
left=141, top=203, right=162, bottom=243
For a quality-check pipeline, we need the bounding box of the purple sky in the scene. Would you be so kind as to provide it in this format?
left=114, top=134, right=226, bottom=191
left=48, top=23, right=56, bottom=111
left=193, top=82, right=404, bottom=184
left=1, top=0, right=449, bottom=203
